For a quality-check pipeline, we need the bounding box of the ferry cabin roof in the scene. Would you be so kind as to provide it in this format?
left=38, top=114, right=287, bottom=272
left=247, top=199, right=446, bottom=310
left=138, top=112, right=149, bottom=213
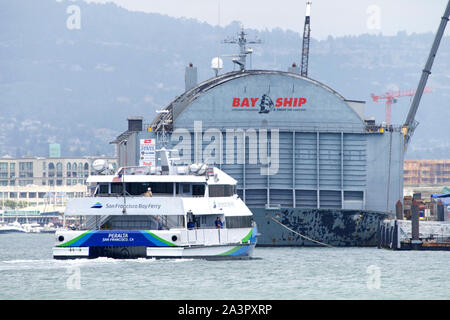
left=86, top=167, right=237, bottom=185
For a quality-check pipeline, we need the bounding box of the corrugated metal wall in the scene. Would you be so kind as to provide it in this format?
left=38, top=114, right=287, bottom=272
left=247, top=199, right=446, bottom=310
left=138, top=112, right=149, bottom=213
left=162, top=130, right=366, bottom=210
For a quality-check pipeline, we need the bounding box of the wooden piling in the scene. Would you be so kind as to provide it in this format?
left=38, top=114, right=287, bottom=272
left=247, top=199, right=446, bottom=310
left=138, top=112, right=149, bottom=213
left=395, top=200, right=403, bottom=220
left=437, top=200, right=445, bottom=222
left=411, top=200, right=420, bottom=248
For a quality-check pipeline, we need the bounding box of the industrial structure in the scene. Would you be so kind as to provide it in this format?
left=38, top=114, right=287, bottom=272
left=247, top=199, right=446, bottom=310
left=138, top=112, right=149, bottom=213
left=111, top=1, right=449, bottom=246
left=301, top=1, right=312, bottom=77
left=371, top=88, right=432, bottom=125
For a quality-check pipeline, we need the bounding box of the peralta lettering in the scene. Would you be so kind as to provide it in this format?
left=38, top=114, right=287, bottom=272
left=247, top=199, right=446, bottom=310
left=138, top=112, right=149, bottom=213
left=232, top=97, right=307, bottom=107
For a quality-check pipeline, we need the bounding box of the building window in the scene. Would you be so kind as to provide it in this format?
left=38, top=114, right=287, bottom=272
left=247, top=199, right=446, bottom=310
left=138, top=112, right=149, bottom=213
left=38, top=193, right=46, bottom=198
left=19, top=162, right=33, bottom=178
left=56, top=162, right=63, bottom=177
left=56, top=180, right=63, bottom=186
left=72, top=163, right=77, bottom=170
left=28, top=192, right=36, bottom=198
left=0, top=163, right=7, bottom=171
left=19, top=180, right=33, bottom=186
left=67, top=163, right=71, bottom=171
left=19, top=192, right=27, bottom=198
left=9, top=180, right=15, bottom=186
left=67, top=179, right=71, bottom=186
left=0, top=180, right=7, bottom=186
left=84, top=163, right=89, bottom=171
left=19, top=162, right=33, bottom=171
left=49, top=180, right=54, bottom=186
left=48, top=162, right=55, bottom=170
left=9, top=192, right=17, bottom=199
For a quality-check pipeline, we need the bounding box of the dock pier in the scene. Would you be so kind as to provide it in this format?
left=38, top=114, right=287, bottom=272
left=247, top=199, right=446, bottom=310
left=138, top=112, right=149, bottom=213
left=378, top=200, right=450, bottom=250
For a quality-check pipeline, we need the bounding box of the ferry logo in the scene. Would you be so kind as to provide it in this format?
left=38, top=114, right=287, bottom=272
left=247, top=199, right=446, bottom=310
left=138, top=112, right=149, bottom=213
left=259, top=94, right=274, bottom=114
left=91, top=202, right=103, bottom=209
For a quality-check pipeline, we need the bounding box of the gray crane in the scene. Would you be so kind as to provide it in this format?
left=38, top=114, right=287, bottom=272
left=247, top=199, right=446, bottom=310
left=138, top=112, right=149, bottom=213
left=301, top=1, right=312, bottom=77
left=403, top=0, right=450, bottom=149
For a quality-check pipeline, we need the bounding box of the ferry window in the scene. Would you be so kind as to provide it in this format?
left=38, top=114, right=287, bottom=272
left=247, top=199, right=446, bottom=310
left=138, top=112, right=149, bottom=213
left=208, top=185, right=236, bottom=197
left=111, top=183, right=123, bottom=194
left=175, top=183, right=188, bottom=195
left=225, top=216, right=253, bottom=228
left=192, top=184, right=205, bottom=196
left=125, top=182, right=174, bottom=195
left=125, top=183, right=148, bottom=195
left=147, top=182, right=173, bottom=194
left=98, top=184, right=109, bottom=194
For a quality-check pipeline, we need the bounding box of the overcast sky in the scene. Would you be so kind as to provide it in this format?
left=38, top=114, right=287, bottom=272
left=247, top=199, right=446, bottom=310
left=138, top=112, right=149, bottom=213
left=83, top=0, right=450, bottom=39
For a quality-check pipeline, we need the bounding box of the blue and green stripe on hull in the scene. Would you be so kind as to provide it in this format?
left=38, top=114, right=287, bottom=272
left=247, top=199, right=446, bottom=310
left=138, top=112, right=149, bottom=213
left=57, top=230, right=178, bottom=248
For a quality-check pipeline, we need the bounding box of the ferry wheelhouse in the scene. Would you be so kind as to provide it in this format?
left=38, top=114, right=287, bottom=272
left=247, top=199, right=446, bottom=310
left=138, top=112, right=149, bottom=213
left=53, top=149, right=258, bottom=259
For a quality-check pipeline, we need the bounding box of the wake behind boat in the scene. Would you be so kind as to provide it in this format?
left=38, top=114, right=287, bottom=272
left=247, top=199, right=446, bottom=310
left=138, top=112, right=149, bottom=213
left=53, top=148, right=258, bottom=259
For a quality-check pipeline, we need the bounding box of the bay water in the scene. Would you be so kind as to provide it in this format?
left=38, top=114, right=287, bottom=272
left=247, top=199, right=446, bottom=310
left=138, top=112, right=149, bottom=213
left=0, top=233, right=448, bottom=300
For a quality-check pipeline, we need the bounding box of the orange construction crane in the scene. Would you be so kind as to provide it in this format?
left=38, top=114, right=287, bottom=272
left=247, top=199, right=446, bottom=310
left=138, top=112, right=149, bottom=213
left=371, top=88, right=432, bottom=125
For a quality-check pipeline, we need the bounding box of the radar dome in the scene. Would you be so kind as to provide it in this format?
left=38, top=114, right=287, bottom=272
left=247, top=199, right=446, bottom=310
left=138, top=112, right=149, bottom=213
left=211, top=57, right=223, bottom=70
left=92, top=159, right=108, bottom=172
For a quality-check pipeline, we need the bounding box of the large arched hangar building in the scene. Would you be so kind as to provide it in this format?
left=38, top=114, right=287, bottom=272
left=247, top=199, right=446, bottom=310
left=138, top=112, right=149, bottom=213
left=114, top=68, right=405, bottom=246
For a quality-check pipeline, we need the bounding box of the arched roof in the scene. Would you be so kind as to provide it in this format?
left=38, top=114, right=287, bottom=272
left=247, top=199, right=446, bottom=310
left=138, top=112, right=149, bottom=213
left=152, top=70, right=364, bottom=132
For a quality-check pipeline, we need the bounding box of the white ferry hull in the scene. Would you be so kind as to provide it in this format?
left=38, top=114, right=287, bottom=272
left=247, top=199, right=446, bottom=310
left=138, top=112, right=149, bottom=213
left=53, top=243, right=255, bottom=260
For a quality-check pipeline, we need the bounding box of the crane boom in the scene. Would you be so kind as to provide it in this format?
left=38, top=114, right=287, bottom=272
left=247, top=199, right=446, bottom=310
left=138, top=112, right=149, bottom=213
left=301, top=2, right=312, bottom=77
left=403, top=0, right=450, bottom=148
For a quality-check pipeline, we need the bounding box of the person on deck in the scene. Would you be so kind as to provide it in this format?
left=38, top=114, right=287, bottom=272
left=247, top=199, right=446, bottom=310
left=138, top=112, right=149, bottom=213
left=215, top=217, right=223, bottom=229
left=143, top=187, right=152, bottom=197
left=157, top=217, right=163, bottom=230
left=187, top=220, right=195, bottom=230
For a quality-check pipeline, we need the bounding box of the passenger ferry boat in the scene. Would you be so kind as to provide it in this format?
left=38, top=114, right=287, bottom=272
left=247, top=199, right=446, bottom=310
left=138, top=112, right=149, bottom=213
left=53, top=148, right=258, bottom=259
